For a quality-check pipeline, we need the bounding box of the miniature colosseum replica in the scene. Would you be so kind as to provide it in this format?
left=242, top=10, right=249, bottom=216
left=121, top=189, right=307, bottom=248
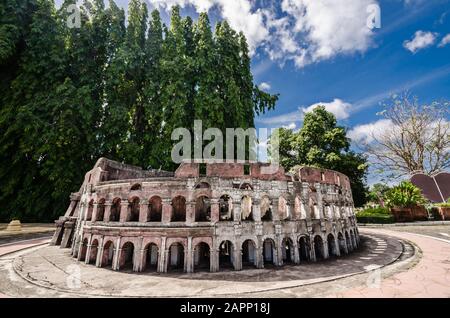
left=51, top=158, right=360, bottom=273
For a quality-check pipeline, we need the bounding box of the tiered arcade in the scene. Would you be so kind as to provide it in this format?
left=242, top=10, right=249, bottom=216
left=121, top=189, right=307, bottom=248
left=51, top=158, right=360, bottom=273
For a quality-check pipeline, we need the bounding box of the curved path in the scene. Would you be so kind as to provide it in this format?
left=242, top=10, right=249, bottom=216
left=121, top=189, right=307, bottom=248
left=0, top=228, right=448, bottom=297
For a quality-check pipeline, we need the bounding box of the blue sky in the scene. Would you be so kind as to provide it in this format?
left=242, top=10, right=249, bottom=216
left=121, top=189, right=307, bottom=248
left=57, top=0, right=450, bottom=183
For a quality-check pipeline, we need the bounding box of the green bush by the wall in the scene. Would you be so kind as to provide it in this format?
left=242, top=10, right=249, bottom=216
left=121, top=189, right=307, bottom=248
left=356, top=207, right=395, bottom=224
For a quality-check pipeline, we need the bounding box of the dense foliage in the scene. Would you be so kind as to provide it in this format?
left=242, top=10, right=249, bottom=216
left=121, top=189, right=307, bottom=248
left=356, top=207, right=394, bottom=224
left=0, top=0, right=277, bottom=222
left=271, top=106, right=368, bottom=207
left=384, top=181, right=426, bottom=209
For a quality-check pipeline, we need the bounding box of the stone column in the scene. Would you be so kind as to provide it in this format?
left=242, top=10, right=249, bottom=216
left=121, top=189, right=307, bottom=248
left=271, top=198, right=280, bottom=221
left=84, top=235, right=93, bottom=264
left=233, top=201, right=241, bottom=222
left=286, top=201, right=292, bottom=220
left=293, top=239, right=300, bottom=264
left=158, top=237, right=167, bottom=273
left=119, top=200, right=129, bottom=223
left=252, top=199, right=261, bottom=222
left=323, top=239, right=329, bottom=259
left=133, top=239, right=142, bottom=272
left=103, top=201, right=112, bottom=222
left=96, top=236, right=104, bottom=267
left=210, top=198, right=220, bottom=223
left=211, top=248, right=219, bottom=272
left=234, top=246, right=243, bottom=271
left=276, top=235, right=283, bottom=266
left=161, top=199, right=172, bottom=225
left=138, top=248, right=146, bottom=272
left=91, top=203, right=99, bottom=222
left=186, top=237, right=193, bottom=273
left=112, top=237, right=121, bottom=271
left=186, top=201, right=195, bottom=225
left=334, top=236, right=341, bottom=257
left=139, top=199, right=149, bottom=223
left=310, top=239, right=316, bottom=262
left=256, top=246, right=264, bottom=269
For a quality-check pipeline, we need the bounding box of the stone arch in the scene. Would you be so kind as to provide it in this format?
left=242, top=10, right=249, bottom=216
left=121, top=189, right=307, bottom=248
left=327, top=233, right=338, bottom=257
left=88, top=239, right=99, bottom=264
left=260, top=196, right=272, bottom=221
left=241, top=195, right=253, bottom=221
left=240, top=182, right=253, bottom=190
left=143, top=242, right=159, bottom=272
left=282, top=237, right=295, bottom=264
left=194, top=242, right=211, bottom=272
left=110, top=197, right=121, bottom=222
left=171, top=196, right=186, bottom=222
left=86, top=199, right=94, bottom=221
left=242, top=239, right=257, bottom=268
left=262, top=238, right=276, bottom=265
left=219, top=240, right=235, bottom=270
left=96, top=199, right=105, bottom=221
left=101, top=240, right=115, bottom=268
left=130, top=183, right=141, bottom=191
left=119, top=241, right=135, bottom=270
left=337, top=232, right=347, bottom=254
left=195, top=182, right=210, bottom=189
left=219, top=194, right=233, bottom=221
left=313, top=235, right=324, bottom=260
left=195, top=195, right=211, bottom=222
left=79, top=237, right=89, bottom=261
left=148, top=196, right=162, bottom=222
left=128, top=196, right=140, bottom=222
left=298, top=235, right=310, bottom=261
left=167, top=242, right=185, bottom=272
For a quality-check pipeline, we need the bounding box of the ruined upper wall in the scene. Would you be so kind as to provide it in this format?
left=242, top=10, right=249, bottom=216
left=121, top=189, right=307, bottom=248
left=292, top=166, right=351, bottom=189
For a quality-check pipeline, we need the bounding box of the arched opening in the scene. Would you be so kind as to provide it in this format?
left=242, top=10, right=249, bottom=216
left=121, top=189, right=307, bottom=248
left=241, top=196, right=253, bottom=221
left=219, top=240, right=234, bottom=270
left=263, top=238, right=276, bottom=265
left=327, top=234, right=338, bottom=257
left=345, top=231, right=352, bottom=251
left=194, top=242, right=210, bottom=272
left=148, top=196, right=162, bottom=222
left=101, top=241, right=115, bottom=268
left=282, top=237, right=294, bottom=264
left=171, top=196, right=186, bottom=222
left=96, top=199, right=105, bottom=221
left=219, top=195, right=233, bottom=221
left=260, top=196, right=272, bottom=221
left=195, top=196, right=211, bottom=222
left=314, top=236, right=324, bottom=260
left=144, top=243, right=158, bottom=272
left=167, top=242, right=185, bottom=272
left=79, top=238, right=88, bottom=261
left=298, top=236, right=310, bottom=261
left=110, top=198, right=121, bottom=222
left=195, top=182, right=210, bottom=189
left=338, top=232, right=346, bottom=254
left=88, top=239, right=99, bottom=264
left=86, top=200, right=94, bottom=221
left=242, top=239, right=257, bottom=268
left=119, top=242, right=135, bottom=270
left=240, top=183, right=253, bottom=190
left=128, top=197, right=140, bottom=222
left=130, top=183, right=141, bottom=191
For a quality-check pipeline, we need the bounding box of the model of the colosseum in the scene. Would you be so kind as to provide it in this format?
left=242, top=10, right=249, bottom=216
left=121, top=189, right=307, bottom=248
left=51, top=158, right=360, bottom=273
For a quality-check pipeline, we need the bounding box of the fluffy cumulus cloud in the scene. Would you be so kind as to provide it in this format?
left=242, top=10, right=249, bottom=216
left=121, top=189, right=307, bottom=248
left=258, top=82, right=271, bottom=91
left=302, top=99, right=352, bottom=120
left=148, top=0, right=379, bottom=67
left=347, top=119, right=393, bottom=143
left=438, top=34, right=450, bottom=48
left=403, top=30, right=437, bottom=53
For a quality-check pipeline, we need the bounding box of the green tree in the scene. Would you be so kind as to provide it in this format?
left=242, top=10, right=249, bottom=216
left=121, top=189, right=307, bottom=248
left=272, top=106, right=368, bottom=207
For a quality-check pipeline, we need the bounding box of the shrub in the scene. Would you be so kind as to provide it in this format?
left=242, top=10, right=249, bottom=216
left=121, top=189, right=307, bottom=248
left=384, top=181, right=426, bottom=208
left=356, top=207, right=395, bottom=224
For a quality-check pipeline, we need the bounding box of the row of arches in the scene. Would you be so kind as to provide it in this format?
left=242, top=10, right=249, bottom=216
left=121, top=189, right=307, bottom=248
left=78, top=230, right=359, bottom=273
left=86, top=194, right=354, bottom=223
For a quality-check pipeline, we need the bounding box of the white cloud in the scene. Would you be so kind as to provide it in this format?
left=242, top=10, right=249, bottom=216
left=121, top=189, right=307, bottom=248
left=403, top=30, right=437, bottom=53
left=148, top=0, right=378, bottom=67
left=348, top=119, right=393, bottom=143
left=302, top=99, right=352, bottom=120
left=258, top=82, right=271, bottom=91
left=282, top=122, right=297, bottom=130
left=438, top=34, right=450, bottom=48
